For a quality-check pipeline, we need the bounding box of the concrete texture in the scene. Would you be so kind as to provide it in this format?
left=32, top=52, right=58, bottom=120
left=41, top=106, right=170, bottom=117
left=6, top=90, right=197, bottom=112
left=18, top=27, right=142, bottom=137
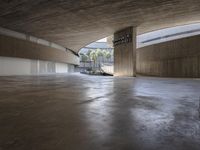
left=137, top=34, right=200, bottom=77
left=1, top=0, right=200, bottom=52
left=0, top=34, right=79, bottom=65
left=114, top=27, right=136, bottom=77
left=0, top=74, right=199, bottom=150
left=0, top=27, right=66, bottom=51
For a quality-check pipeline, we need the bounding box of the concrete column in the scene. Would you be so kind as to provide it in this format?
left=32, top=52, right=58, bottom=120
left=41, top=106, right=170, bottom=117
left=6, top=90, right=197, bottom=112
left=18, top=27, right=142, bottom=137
left=114, top=27, right=136, bottom=77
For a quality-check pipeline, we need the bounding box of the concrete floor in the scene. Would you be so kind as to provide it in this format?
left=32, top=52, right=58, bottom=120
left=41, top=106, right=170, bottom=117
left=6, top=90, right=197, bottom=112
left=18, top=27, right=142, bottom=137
left=0, top=74, right=199, bottom=150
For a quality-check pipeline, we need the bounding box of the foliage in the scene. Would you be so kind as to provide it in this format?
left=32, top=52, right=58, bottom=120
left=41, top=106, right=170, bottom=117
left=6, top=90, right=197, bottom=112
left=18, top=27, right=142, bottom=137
left=89, top=50, right=97, bottom=61
left=80, top=48, right=113, bottom=70
left=95, top=49, right=103, bottom=57
left=105, top=51, right=111, bottom=59
left=87, top=49, right=92, bottom=57
left=102, top=50, right=107, bottom=58
left=81, top=49, right=113, bottom=62
left=79, top=53, right=88, bottom=61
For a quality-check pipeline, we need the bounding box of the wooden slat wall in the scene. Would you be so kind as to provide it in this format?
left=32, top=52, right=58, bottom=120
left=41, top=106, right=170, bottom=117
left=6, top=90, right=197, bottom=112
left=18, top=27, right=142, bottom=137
left=137, top=35, right=200, bottom=78
left=0, top=34, right=79, bottom=65
left=114, top=27, right=136, bottom=76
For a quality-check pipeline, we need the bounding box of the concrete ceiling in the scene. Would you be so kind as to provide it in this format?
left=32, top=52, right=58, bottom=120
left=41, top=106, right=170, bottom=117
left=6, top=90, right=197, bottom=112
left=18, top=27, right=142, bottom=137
left=0, top=0, right=200, bottom=52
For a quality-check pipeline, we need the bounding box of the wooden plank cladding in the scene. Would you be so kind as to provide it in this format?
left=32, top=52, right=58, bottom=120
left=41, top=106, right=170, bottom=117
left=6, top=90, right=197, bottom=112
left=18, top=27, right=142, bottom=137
left=136, top=35, right=200, bottom=78
left=0, top=34, right=79, bottom=65
left=114, top=27, right=136, bottom=77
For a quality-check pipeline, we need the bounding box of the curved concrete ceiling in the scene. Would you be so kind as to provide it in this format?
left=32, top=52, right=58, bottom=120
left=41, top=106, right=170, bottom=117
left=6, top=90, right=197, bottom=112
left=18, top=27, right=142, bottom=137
left=0, top=0, right=200, bottom=52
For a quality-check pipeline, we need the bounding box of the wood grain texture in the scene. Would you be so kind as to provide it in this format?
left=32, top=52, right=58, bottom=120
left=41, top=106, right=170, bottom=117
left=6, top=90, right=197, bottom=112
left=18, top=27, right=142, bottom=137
left=0, top=0, right=200, bottom=52
left=114, top=27, right=136, bottom=77
left=0, top=34, right=79, bottom=65
left=137, top=35, right=200, bottom=77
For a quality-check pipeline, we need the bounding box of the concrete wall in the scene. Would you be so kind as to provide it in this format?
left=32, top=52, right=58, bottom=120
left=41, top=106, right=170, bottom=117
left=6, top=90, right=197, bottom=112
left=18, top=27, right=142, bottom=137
left=136, top=35, right=200, bottom=78
left=0, top=56, right=74, bottom=76
left=0, top=33, right=78, bottom=76
left=0, top=34, right=79, bottom=65
left=114, top=27, right=136, bottom=76
left=0, top=27, right=66, bottom=52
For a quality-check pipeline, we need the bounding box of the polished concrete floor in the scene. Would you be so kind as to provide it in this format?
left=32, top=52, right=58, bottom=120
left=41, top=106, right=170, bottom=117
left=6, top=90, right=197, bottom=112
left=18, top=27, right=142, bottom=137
left=0, top=74, right=199, bottom=150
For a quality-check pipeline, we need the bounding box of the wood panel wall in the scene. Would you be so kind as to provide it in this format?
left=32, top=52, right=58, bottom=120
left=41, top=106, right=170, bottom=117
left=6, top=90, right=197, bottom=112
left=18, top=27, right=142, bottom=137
left=0, top=34, right=79, bottom=65
left=137, top=35, right=200, bottom=78
left=114, top=27, right=136, bottom=76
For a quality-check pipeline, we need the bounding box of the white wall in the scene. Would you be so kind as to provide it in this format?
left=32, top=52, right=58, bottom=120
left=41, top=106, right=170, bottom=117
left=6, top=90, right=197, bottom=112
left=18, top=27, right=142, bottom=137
left=56, top=62, right=68, bottom=73
left=0, top=56, right=74, bottom=76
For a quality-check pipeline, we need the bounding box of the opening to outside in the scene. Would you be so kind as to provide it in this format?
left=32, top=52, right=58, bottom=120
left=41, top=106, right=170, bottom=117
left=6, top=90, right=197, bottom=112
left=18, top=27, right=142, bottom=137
left=77, top=36, right=114, bottom=76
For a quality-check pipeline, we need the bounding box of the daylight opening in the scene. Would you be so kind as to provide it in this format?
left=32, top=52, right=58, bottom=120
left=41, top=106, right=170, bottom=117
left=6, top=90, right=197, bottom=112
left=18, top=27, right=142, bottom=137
left=77, top=36, right=114, bottom=76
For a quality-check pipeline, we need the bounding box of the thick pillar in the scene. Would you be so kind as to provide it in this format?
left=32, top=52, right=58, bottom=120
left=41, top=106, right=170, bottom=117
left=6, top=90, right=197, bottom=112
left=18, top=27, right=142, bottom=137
left=114, top=27, right=136, bottom=76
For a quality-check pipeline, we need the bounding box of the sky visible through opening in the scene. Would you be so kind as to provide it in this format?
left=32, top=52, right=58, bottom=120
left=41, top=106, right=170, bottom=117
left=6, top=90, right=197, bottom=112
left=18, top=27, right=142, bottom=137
left=96, top=38, right=107, bottom=42
left=83, top=23, right=200, bottom=50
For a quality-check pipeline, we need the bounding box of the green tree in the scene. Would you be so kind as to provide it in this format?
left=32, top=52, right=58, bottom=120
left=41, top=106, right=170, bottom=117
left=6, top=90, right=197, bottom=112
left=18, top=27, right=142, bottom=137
left=86, top=49, right=92, bottom=60
left=80, top=53, right=88, bottom=62
left=95, top=49, right=103, bottom=67
left=102, top=50, right=107, bottom=63
left=95, top=49, right=103, bottom=57
left=89, top=50, right=97, bottom=68
left=106, top=51, right=111, bottom=62
left=79, top=53, right=88, bottom=67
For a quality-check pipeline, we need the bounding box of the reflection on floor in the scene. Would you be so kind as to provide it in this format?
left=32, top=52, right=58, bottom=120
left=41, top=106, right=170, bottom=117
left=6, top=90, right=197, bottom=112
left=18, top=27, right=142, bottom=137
left=0, top=74, right=199, bottom=150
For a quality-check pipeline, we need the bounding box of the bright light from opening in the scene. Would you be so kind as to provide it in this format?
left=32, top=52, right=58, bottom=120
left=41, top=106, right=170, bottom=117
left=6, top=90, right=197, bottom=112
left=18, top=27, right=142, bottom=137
left=137, top=23, right=200, bottom=48
left=96, top=38, right=107, bottom=42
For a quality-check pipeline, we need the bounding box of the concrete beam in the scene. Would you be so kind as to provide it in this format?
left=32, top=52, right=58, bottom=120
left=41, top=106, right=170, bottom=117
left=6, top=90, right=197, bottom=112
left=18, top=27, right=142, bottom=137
left=1, top=1, right=200, bottom=52
left=0, top=34, right=79, bottom=65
